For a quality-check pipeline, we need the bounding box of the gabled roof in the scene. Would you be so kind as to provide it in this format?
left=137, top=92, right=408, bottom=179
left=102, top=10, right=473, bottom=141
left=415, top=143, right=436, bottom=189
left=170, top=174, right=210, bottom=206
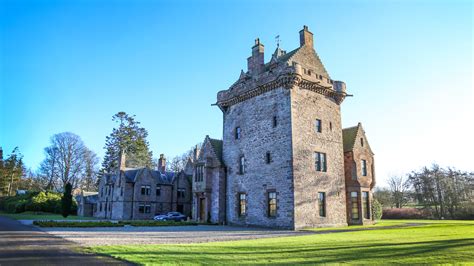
left=209, top=137, right=223, bottom=164
left=342, top=125, right=359, bottom=152
left=342, top=123, right=374, bottom=154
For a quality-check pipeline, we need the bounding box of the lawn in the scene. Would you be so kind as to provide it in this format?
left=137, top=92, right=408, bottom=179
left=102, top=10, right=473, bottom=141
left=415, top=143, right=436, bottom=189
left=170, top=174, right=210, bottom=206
left=0, top=211, right=97, bottom=220
left=89, top=220, right=474, bottom=265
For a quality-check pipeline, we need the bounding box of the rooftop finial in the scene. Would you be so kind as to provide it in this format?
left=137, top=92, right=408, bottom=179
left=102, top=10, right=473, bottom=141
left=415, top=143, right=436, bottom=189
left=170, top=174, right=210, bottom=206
left=255, top=38, right=260, bottom=45
left=275, top=35, right=280, bottom=48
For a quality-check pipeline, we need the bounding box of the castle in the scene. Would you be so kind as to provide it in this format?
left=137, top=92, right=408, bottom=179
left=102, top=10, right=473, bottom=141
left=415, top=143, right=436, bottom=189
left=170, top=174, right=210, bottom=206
left=191, top=26, right=375, bottom=229
left=90, top=26, right=375, bottom=230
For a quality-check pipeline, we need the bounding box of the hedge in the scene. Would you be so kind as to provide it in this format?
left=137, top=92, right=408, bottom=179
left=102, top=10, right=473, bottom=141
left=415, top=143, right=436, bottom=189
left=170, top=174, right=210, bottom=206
left=33, top=220, right=122, bottom=227
left=119, top=220, right=199, bottom=227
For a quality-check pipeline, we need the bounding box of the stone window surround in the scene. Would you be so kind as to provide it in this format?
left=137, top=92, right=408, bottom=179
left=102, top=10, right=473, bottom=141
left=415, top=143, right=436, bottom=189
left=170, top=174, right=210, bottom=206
left=238, top=155, right=245, bottom=175
left=315, top=119, right=322, bottom=133
left=141, top=185, right=151, bottom=196
left=267, top=190, right=278, bottom=218
left=318, top=192, right=326, bottom=217
left=238, top=192, right=247, bottom=217
left=315, top=152, right=327, bottom=172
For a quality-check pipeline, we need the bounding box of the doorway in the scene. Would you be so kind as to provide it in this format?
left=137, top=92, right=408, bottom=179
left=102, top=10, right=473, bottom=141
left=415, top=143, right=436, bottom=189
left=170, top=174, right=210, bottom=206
left=199, top=198, right=206, bottom=222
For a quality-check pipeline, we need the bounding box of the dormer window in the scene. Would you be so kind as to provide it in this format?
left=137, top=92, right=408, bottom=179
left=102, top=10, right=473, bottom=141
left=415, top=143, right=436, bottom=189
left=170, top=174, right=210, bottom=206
left=235, top=127, right=241, bottom=140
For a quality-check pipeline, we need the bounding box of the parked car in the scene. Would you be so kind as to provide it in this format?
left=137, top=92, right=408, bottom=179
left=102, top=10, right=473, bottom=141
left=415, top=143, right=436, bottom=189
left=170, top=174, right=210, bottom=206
left=153, top=214, right=168, bottom=221
left=153, top=212, right=187, bottom=222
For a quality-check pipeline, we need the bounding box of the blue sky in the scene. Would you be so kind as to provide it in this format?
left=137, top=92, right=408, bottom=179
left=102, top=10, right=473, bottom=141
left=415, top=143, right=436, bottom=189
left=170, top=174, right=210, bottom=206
left=0, top=0, right=472, bottom=186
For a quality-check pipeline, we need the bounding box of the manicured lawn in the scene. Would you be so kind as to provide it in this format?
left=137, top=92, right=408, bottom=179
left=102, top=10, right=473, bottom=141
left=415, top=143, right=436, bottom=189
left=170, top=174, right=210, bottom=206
left=0, top=211, right=97, bottom=220
left=89, top=220, right=474, bottom=265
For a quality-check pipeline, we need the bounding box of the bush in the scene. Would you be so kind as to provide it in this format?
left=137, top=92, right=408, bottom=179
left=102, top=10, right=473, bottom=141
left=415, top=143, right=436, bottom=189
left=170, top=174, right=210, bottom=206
left=372, top=199, right=383, bottom=221
left=33, top=221, right=122, bottom=227
left=0, top=191, right=77, bottom=215
left=119, top=220, right=198, bottom=227
left=382, top=208, right=431, bottom=219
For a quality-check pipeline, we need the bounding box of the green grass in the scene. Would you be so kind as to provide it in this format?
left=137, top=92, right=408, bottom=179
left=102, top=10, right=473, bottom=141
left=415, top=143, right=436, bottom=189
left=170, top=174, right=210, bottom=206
left=89, top=220, right=474, bottom=265
left=0, top=211, right=97, bottom=220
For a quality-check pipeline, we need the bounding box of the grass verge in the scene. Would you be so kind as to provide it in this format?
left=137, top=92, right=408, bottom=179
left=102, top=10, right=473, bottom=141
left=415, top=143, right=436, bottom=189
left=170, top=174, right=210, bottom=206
left=89, top=220, right=474, bottom=265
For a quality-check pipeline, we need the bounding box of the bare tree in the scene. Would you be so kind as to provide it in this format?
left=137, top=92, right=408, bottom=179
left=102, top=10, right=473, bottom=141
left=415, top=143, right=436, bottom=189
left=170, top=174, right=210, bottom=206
left=387, top=176, right=410, bottom=208
left=39, top=132, right=89, bottom=190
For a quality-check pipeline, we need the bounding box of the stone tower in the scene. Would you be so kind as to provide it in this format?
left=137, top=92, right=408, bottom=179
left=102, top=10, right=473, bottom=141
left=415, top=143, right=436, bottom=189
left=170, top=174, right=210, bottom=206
left=216, top=26, right=349, bottom=229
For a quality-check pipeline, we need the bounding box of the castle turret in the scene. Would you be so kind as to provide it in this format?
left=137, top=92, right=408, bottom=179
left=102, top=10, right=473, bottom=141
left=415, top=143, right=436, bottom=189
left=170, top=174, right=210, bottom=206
left=247, top=38, right=264, bottom=75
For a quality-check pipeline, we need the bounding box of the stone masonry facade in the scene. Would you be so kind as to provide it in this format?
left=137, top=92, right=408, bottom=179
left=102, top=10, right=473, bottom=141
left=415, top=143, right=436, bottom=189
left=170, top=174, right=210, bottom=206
left=191, top=26, right=375, bottom=229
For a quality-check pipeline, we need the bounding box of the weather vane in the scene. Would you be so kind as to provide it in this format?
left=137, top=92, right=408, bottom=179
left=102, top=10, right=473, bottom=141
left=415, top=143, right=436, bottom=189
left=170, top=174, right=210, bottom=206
left=275, top=35, right=280, bottom=48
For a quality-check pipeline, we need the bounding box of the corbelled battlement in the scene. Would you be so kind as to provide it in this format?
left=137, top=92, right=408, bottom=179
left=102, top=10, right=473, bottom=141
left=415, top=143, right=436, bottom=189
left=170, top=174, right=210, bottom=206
left=216, top=26, right=348, bottom=110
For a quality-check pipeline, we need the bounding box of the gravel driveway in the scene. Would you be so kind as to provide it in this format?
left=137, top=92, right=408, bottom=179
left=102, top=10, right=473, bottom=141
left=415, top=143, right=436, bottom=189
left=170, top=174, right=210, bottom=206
left=40, top=225, right=312, bottom=246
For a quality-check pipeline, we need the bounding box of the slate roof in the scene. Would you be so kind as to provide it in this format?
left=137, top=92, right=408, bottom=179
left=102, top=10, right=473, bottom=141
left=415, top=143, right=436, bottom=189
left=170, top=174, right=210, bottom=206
left=209, top=137, right=223, bottom=164
left=113, top=168, right=177, bottom=185
left=342, top=124, right=360, bottom=152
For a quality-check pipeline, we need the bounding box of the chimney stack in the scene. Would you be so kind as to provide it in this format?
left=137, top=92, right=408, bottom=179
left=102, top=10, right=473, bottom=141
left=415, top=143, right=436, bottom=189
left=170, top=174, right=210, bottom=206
left=158, top=154, right=166, bottom=173
left=247, top=38, right=264, bottom=75
left=299, top=25, right=314, bottom=48
left=118, top=150, right=126, bottom=171
left=193, top=145, right=200, bottom=162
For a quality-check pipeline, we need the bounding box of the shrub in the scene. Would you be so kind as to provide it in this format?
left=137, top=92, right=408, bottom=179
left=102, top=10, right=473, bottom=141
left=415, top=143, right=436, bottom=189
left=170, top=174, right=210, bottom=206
left=61, top=183, right=73, bottom=218
left=372, top=199, right=383, bottom=221
left=33, top=221, right=122, bottom=227
left=119, top=220, right=198, bottom=227
left=382, top=208, right=431, bottom=219
left=0, top=191, right=77, bottom=215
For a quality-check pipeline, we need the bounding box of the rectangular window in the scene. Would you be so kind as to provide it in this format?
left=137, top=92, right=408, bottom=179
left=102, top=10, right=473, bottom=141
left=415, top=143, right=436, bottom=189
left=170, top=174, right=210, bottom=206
left=266, top=152, right=271, bottom=164
left=141, top=185, right=151, bottom=195
left=239, top=156, right=245, bottom=174
left=156, top=186, right=161, bottom=196
left=315, top=152, right=327, bottom=172
left=235, top=127, right=241, bottom=140
left=238, top=193, right=246, bottom=216
left=361, top=160, right=367, bottom=176
left=268, top=192, right=277, bottom=217
left=145, top=204, right=151, bottom=214
left=351, top=192, right=359, bottom=220
left=363, top=192, right=370, bottom=219
left=99, top=203, right=102, bottom=212
left=318, top=192, right=326, bottom=217
left=273, top=116, right=278, bottom=127
left=315, top=119, right=322, bottom=133
left=139, top=204, right=144, bottom=213
left=195, top=165, right=204, bottom=182
left=178, top=188, right=186, bottom=198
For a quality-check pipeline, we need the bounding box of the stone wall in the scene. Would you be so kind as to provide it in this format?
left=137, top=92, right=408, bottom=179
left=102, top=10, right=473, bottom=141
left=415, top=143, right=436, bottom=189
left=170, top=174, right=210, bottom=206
left=224, top=87, right=295, bottom=229
left=290, top=87, right=348, bottom=229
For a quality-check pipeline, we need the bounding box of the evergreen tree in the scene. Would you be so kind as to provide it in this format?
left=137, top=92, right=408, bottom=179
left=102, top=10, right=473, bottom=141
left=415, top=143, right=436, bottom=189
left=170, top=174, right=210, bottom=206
left=0, top=147, right=25, bottom=196
left=100, top=112, right=153, bottom=175
left=61, top=182, right=73, bottom=218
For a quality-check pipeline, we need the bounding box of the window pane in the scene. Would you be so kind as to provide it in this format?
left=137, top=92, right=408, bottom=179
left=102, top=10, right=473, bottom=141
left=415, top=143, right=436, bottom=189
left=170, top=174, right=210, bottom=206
left=318, top=192, right=326, bottom=217
left=351, top=192, right=359, bottom=220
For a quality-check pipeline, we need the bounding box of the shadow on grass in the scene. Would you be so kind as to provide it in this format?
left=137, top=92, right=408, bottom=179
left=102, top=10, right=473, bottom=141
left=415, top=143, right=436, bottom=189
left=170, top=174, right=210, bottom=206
left=95, top=238, right=474, bottom=265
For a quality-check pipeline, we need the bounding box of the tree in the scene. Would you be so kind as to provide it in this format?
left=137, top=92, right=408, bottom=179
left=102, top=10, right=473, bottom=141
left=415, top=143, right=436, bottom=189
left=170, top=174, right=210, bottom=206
left=373, top=187, right=393, bottom=208
left=101, top=112, right=153, bottom=174
left=408, top=164, right=473, bottom=219
left=387, top=176, right=410, bottom=208
left=39, top=132, right=89, bottom=190
left=38, top=146, right=60, bottom=190
left=0, top=147, right=25, bottom=196
left=80, top=148, right=99, bottom=191
left=61, top=182, right=73, bottom=218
